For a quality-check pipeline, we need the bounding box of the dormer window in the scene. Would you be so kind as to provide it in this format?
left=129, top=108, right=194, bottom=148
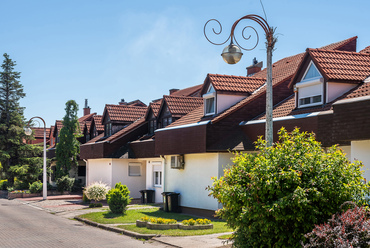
left=296, top=61, right=323, bottom=108
left=204, top=84, right=216, bottom=116
left=302, top=62, right=321, bottom=81
left=105, top=122, right=112, bottom=136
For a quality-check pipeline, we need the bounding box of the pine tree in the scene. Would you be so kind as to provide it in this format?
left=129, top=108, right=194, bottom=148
left=0, top=53, right=43, bottom=186
left=55, top=100, right=80, bottom=179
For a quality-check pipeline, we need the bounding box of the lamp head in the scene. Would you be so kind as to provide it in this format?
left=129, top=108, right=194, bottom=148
left=221, top=43, right=243, bottom=64
left=24, top=127, right=32, bottom=136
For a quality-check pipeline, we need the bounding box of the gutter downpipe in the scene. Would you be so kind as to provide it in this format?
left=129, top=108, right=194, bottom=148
left=160, top=155, right=166, bottom=193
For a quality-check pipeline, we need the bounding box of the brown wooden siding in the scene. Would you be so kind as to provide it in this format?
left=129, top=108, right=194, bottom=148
left=332, top=99, right=370, bottom=142
left=155, top=125, right=207, bottom=155
left=130, top=140, right=157, bottom=158
left=241, top=115, right=319, bottom=147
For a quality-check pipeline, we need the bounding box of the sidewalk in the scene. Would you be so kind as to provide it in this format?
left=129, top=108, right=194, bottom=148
left=12, top=194, right=232, bottom=248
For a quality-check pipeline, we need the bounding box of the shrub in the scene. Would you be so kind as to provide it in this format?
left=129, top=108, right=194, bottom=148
left=56, top=175, right=75, bottom=193
left=84, top=181, right=110, bottom=203
left=208, top=128, right=370, bottom=248
left=303, top=202, right=370, bottom=247
left=82, top=193, right=91, bottom=203
left=29, top=181, right=43, bottom=193
left=0, top=179, right=8, bottom=190
left=106, top=182, right=131, bottom=214
left=89, top=203, right=103, bottom=208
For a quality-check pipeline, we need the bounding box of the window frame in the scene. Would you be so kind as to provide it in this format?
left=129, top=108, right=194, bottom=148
left=203, top=92, right=216, bottom=116
left=128, top=162, right=141, bottom=177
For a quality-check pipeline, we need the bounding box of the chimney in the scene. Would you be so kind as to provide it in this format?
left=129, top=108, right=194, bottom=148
left=119, top=99, right=127, bottom=105
left=83, top=99, right=91, bottom=116
left=169, top=89, right=179, bottom=95
left=246, top=57, right=263, bottom=77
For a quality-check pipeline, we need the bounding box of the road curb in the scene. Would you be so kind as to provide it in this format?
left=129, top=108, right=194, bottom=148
left=74, top=216, right=157, bottom=240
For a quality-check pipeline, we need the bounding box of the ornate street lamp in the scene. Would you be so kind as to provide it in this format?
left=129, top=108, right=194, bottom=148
left=204, top=14, right=276, bottom=146
left=25, top=116, right=47, bottom=200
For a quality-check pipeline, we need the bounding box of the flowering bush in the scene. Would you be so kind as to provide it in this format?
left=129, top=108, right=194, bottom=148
left=84, top=182, right=110, bottom=203
left=146, top=217, right=177, bottom=224
left=182, top=218, right=211, bottom=226
left=303, top=202, right=370, bottom=247
left=140, top=216, right=149, bottom=222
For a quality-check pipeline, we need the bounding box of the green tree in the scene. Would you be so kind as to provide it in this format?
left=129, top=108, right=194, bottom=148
left=0, top=53, right=43, bottom=186
left=208, top=128, right=370, bottom=248
left=55, top=100, right=80, bottom=178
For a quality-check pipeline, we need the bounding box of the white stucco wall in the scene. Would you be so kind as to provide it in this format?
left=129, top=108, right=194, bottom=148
left=86, top=158, right=146, bottom=199
left=351, top=140, right=370, bottom=183
left=327, top=82, right=357, bottom=103
left=164, top=153, right=233, bottom=211
left=86, top=159, right=112, bottom=186
left=217, top=94, right=246, bottom=114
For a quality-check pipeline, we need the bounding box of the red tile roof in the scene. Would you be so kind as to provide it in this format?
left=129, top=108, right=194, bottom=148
left=309, top=48, right=370, bottom=82
left=166, top=105, right=205, bottom=128
left=162, top=95, right=203, bottom=118
left=31, top=127, right=51, bottom=138
left=148, top=101, right=162, bottom=117
left=206, top=74, right=266, bottom=94
left=257, top=80, right=370, bottom=120
left=166, top=37, right=359, bottom=127
left=104, top=104, right=147, bottom=123
left=170, top=84, right=203, bottom=97
left=318, top=36, right=357, bottom=51
left=91, top=115, right=104, bottom=132
left=360, top=46, right=370, bottom=54
left=78, top=113, right=96, bottom=123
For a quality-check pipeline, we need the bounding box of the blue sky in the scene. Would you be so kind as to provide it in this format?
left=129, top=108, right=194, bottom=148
left=1, top=0, right=369, bottom=127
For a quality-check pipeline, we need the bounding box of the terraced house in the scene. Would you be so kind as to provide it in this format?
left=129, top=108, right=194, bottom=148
left=59, top=36, right=370, bottom=217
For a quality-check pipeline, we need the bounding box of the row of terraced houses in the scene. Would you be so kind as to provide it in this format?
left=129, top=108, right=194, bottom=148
left=34, top=36, right=370, bottom=217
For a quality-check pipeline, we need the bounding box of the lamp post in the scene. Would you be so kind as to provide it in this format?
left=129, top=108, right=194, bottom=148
left=204, top=14, right=276, bottom=146
left=25, top=116, right=47, bottom=200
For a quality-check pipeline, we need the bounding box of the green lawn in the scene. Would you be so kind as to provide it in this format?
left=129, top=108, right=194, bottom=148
left=78, top=207, right=233, bottom=236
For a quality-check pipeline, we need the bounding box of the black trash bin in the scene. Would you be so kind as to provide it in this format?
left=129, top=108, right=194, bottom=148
left=161, top=192, right=172, bottom=212
left=167, top=192, right=180, bottom=213
left=140, top=190, right=155, bottom=204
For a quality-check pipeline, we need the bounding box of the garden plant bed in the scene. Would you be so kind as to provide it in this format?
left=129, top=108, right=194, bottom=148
left=178, top=223, right=213, bottom=230
left=136, top=220, right=213, bottom=230
left=79, top=207, right=231, bottom=236
left=8, top=190, right=71, bottom=199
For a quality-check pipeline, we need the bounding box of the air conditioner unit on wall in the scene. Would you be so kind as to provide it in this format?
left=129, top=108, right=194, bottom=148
left=170, top=155, right=184, bottom=169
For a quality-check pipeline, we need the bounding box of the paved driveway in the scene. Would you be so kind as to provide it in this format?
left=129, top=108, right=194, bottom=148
left=0, top=198, right=168, bottom=248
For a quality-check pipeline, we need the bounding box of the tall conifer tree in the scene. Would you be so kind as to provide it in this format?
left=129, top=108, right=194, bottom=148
left=0, top=53, right=43, bottom=186
left=55, top=100, right=80, bottom=179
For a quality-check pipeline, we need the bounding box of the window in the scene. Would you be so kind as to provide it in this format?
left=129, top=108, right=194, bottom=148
left=154, top=171, right=162, bottom=187
left=149, top=119, right=157, bottom=134
left=203, top=84, right=216, bottom=116
left=128, top=163, right=141, bottom=176
left=105, top=122, right=112, bottom=136
left=302, top=62, right=321, bottom=81
left=78, top=166, right=86, bottom=177
left=161, top=117, right=172, bottom=128
left=205, top=97, right=215, bottom=115
left=299, top=95, right=322, bottom=106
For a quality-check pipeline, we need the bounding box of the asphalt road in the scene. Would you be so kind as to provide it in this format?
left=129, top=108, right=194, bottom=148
left=0, top=198, right=168, bottom=248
